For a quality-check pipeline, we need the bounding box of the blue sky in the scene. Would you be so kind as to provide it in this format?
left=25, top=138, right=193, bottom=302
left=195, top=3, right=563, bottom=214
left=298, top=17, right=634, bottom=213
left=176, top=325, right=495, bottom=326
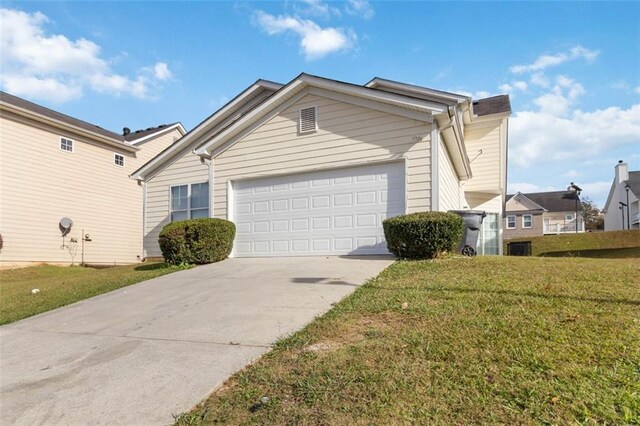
left=2, top=1, right=639, bottom=207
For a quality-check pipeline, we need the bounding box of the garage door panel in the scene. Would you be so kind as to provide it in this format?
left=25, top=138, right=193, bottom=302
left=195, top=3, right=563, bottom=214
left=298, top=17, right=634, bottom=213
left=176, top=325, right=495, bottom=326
left=233, top=162, right=405, bottom=256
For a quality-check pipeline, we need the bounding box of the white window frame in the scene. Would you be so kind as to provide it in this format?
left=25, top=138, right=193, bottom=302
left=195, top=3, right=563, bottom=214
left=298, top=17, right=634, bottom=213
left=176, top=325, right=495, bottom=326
left=506, top=215, right=516, bottom=229
left=522, top=214, right=533, bottom=229
left=565, top=213, right=575, bottom=221
left=298, top=105, right=318, bottom=134
left=114, top=153, right=125, bottom=167
left=170, top=182, right=210, bottom=222
left=60, top=137, right=74, bottom=153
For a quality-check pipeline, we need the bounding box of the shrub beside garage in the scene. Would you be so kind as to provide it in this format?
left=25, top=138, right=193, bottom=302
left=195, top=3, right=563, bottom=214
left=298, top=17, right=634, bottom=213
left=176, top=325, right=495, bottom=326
left=159, top=218, right=235, bottom=265
left=383, top=211, right=464, bottom=259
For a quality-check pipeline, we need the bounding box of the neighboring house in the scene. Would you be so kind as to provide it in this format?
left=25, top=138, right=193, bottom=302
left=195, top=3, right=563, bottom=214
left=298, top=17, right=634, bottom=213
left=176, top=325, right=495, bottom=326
left=132, top=74, right=510, bottom=258
left=504, top=191, right=584, bottom=239
left=0, top=91, right=185, bottom=268
left=603, top=161, right=640, bottom=230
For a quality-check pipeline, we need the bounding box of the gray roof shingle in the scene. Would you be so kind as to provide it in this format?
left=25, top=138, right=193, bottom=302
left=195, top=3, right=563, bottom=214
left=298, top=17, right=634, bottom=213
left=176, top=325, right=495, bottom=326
left=624, top=171, right=640, bottom=197
left=507, top=190, right=582, bottom=212
left=473, top=95, right=511, bottom=116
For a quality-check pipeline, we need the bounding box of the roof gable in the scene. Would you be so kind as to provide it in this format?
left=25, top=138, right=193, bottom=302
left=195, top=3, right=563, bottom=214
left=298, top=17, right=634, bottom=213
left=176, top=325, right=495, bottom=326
left=195, top=73, right=450, bottom=158
left=506, top=192, right=547, bottom=211
left=131, top=79, right=282, bottom=180
left=507, top=190, right=582, bottom=212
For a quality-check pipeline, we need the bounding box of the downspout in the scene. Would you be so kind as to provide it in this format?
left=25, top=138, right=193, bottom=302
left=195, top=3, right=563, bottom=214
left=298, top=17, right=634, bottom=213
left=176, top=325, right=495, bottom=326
left=432, top=107, right=455, bottom=212
left=140, top=180, right=147, bottom=261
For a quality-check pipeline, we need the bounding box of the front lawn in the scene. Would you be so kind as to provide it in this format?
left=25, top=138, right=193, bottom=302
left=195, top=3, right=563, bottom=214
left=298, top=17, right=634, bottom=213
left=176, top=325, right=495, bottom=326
left=176, top=256, right=640, bottom=425
left=0, top=263, right=185, bottom=325
left=506, top=229, right=640, bottom=257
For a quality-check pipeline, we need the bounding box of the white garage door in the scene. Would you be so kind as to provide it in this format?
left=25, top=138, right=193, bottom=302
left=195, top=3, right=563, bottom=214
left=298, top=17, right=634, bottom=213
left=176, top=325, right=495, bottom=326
left=233, top=162, right=405, bottom=257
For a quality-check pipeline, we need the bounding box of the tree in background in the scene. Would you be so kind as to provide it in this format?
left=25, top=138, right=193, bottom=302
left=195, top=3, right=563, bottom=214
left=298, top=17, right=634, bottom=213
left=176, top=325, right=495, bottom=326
left=581, top=196, right=604, bottom=231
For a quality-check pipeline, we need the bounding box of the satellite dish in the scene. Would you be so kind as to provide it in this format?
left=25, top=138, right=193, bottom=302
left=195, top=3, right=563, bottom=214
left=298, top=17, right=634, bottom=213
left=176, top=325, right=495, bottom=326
left=59, top=217, right=73, bottom=236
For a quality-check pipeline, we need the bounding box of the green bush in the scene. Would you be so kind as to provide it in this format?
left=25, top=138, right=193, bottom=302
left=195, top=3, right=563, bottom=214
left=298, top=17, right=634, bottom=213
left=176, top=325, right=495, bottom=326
left=383, top=212, right=464, bottom=259
left=158, top=218, right=235, bottom=265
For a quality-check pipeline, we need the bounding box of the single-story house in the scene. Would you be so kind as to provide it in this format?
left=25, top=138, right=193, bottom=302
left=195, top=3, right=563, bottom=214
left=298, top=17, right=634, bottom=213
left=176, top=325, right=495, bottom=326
left=504, top=190, right=584, bottom=239
left=132, top=74, right=511, bottom=257
left=603, top=160, right=639, bottom=230
left=0, top=91, right=185, bottom=268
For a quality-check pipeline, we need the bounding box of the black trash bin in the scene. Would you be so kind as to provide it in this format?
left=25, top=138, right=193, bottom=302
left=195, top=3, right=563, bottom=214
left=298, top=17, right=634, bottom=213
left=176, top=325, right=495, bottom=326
left=449, top=210, right=487, bottom=256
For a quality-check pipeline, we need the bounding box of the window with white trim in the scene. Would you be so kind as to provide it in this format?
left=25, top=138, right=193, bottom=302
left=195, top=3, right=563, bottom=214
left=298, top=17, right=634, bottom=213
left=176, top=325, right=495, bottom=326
left=60, top=137, right=74, bottom=152
left=299, top=106, right=317, bottom=133
left=506, top=215, right=516, bottom=229
left=114, top=153, right=125, bottom=167
left=170, top=182, right=209, bottom=221
left=522, top=214, right=533, bottom=228
left=565, top=213, right=574, bottom=221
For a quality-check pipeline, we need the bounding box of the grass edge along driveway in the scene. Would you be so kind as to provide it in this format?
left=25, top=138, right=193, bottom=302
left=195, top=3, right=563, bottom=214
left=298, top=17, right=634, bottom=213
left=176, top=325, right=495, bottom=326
left=176, top=255, right=640, bottom=425
left=0, top=263, right=186, bottom=325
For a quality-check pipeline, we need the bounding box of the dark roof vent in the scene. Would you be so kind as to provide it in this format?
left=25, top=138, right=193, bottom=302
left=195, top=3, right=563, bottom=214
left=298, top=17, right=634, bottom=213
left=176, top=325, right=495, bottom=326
left=123, top=127, right=131, bottom=136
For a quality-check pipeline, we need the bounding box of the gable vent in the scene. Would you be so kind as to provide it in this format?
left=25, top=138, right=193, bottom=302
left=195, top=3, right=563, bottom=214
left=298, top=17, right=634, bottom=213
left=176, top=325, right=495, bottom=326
left=299, top=106, right=317, bottom=133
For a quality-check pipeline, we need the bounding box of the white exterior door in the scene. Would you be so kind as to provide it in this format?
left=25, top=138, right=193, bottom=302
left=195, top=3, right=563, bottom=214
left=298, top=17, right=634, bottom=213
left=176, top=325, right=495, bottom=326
left=232, top=162, right=405, bottom=257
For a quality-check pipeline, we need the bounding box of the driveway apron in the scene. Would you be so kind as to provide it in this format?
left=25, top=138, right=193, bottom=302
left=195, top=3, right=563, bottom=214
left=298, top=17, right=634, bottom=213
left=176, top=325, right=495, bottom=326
left=0, top=256, right=393, bottom=425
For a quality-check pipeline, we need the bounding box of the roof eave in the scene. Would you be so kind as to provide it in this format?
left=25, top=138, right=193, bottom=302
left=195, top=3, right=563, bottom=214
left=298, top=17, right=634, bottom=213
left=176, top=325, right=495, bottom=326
left=128, top=123, right=187, bottom=145
left=1, top=101, right=138, bottom=153
left=196, top=74, right=446, bottom=157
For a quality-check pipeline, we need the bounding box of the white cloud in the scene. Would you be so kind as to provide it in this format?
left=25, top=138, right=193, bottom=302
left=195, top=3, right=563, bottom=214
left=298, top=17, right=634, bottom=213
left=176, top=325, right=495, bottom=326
left=513, top=81, right=528, bottom=91
left=579, top=181, right=613, bottom=206
left=294, top=0, right=341, bottom=18
left=510, top=45, right=599, bottom=74
left=509, top=103, right=640, bottom=168
left=345, top=0, right=375, bottom=19
left=253, top=11, right=356, bottom=60
left=530, top=72, right=550, bottom=88
left=0, top=74, right=82, bottom=103
left=562, top=169, right=581, bottom=178
left=531, top=75, right=585, bottom=116
left=153, top=62, right=172, bottom=81
left=635, top=86, right=640, bottom=95
left=499, top=81, right=527, bottom=94
left=0, top=7, right=172, bottom=102
left=507, top=182, right=556, bottom=194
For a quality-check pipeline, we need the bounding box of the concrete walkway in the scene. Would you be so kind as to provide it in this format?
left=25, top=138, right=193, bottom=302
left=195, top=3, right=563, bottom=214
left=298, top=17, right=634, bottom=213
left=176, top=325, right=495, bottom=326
left=0, top=256, right=393, bottom=425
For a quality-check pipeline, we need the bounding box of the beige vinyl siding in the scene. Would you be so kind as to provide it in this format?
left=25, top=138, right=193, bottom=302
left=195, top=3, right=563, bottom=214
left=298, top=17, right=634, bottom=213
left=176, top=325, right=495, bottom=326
left=0, top=113, right=177, bottom=267
left=438, top=139, right=462, bottom=210
left=465, top=192, right=502, bottom=213
left=213, top=93, right=432, bottom=218
left=0, top=114, right=139, bottom=265
left=463, top=122, right=501, bottom=193
left=133, top=129, right=182, bottom=166
left=143, top=151, right=208, bottom=257
left=505, top=197, right=537, bottom=212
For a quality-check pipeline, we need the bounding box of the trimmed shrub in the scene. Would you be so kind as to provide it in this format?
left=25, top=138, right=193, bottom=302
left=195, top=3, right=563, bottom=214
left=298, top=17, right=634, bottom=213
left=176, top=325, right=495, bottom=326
left=383, top=212, right=464, bottom=259
left=158, top=218, right=235, bottom=265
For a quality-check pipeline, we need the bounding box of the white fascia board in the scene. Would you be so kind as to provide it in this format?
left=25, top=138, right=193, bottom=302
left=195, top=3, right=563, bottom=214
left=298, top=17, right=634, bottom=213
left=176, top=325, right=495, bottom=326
left=365, top=77, right=470, bottom=104
left=129, top=123, right=187, bottom=145
left=303, top=75, right=447, bottom=113
left=131, top=82, right=277, bottom=181
left=1, top=101, right=138, bottom=153
left=196, top=75, right=445, bottom=157
left=435, top=110, right=472, bottom=181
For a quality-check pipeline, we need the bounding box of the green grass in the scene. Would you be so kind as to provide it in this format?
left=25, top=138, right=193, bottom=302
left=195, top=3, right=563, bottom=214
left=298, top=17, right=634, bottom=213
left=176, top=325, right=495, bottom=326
left=0, top=263, right=186, bottom=325
left=506, top=229, right=640, bottom=257
left=176, top=256, right=640, bottom=425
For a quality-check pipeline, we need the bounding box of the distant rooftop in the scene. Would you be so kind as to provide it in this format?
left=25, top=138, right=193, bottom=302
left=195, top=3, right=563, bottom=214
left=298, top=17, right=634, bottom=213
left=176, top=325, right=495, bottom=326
left=473, top=95, right=512, bottom=117
left=1, top=91, right=180, bottom=145
left=507, top=190, right=582, bottom=212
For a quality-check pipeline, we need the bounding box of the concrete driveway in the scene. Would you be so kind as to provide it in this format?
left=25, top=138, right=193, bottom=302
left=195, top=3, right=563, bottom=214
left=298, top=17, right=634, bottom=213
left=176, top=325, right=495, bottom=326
left=0, top=256, right=393, bottom=425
